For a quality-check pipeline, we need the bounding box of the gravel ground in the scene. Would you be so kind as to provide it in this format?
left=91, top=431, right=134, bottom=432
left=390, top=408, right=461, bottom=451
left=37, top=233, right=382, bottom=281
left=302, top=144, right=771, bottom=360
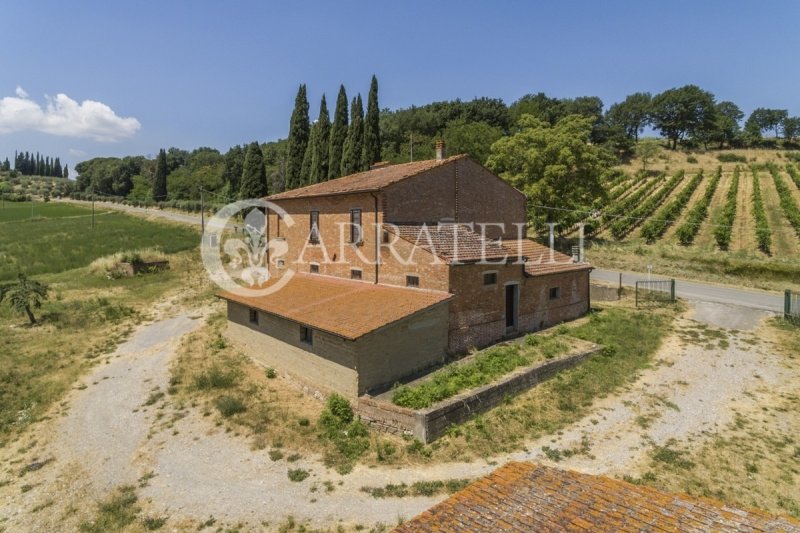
left=0, top=301, right=793, bottom=531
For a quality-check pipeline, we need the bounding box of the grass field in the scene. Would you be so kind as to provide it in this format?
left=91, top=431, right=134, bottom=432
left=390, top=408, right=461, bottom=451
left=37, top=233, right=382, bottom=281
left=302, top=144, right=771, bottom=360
left=0, top=201, right=91, bottom=222
left=0, top=208, right=209, bottom=445
left=0, top=205, right=199, bottom=281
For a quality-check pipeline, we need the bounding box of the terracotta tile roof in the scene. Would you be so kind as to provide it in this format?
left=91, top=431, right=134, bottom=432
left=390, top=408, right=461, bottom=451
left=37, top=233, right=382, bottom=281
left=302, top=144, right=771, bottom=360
left=388, top=224, right=519, bottom=264
left=267, top=155, right=468, bottom=200
left=218, top=273, right=451, bottom=340
left=396, top=462, right=800, bottom=532
left=503, top=238, right=592, bottom=276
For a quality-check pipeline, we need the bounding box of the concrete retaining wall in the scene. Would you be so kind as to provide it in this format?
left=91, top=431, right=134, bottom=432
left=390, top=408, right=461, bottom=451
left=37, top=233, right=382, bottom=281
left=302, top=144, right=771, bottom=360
left=356, top=344, right=601, bottom=443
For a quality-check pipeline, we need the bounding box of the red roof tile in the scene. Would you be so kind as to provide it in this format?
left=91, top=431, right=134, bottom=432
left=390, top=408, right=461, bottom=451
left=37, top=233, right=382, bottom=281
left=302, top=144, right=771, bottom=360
left=503, top=238, right=592, bottom=276
left=396, top=462, right=800, bottom=532
left=388, top=224, right=519, bottom=264
left=218, top=273, right=451, bottom=340
left=267, top=155, right=468, bottom=200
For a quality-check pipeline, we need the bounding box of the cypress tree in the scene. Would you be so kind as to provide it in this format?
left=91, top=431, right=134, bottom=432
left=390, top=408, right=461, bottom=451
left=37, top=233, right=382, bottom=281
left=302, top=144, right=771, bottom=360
left=309, top=94, right=331, bottom=184
left=152, top=148, right=168, bottom=201
left=239, top=141, right=268, bottom=199
left=63, top=164, right=69, bottom=179
left=222, top=145, right=245, bottom=198
left=300, top=121, right=316, bottom=187
left=285, top=84, right=310, bottom=189
left=363, top=75, right=381, bottom=167
left=340, top=94, right=364, bottom=176
left=327, top=85, right=349, bottom=180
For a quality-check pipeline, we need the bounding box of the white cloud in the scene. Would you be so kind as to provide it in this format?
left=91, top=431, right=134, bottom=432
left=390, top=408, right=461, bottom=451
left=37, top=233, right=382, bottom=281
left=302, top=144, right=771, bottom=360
left=0, top=87, right=141, bottom=142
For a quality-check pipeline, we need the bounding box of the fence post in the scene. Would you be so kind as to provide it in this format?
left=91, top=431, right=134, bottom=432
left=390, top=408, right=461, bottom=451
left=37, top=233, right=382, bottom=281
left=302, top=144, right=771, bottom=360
left=787, top=290, right=792, bottom=321
left=635, top=281, right=639, bottom=307
left=671, top=279, right=676, bottom=303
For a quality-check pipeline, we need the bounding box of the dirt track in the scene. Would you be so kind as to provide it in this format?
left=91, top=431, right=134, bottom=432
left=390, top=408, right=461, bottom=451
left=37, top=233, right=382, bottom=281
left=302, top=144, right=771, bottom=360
left=0, top=301, right=793, bottom=531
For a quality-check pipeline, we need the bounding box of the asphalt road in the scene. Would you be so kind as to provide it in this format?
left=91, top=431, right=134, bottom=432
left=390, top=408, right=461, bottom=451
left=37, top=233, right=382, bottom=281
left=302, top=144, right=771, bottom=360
left=591, top=268, right=785, bottom=313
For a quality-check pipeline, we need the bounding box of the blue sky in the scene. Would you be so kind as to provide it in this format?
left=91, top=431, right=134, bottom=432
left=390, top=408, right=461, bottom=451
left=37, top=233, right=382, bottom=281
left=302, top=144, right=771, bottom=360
left=1, top=1, right=798, bottom=171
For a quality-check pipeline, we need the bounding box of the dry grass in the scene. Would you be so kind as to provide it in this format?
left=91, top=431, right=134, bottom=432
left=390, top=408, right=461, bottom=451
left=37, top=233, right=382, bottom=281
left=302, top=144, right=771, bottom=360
left=630, top=318, right=800, bottom=519
left=88, top=248, right=170, bottom=276
left=171, top=300, right=677, bottom=468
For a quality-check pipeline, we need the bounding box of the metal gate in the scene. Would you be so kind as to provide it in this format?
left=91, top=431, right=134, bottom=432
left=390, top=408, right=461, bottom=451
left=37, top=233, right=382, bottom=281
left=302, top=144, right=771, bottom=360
left=635, top=279, right=676, bottom=306
left=786, top=290, right=800, bottom=324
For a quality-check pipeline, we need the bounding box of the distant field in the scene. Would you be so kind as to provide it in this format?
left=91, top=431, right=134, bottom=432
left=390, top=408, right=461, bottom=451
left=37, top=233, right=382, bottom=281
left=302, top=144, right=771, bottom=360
left=0, top=201, right=93, bottom=222
left=0, top=209, right=199, bottom=281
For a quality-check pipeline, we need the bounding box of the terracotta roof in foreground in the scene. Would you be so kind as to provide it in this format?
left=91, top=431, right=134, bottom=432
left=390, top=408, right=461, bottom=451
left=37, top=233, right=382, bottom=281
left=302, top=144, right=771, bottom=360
left=218, top=273, right=451, bottom=340
left=267, top=155, right=468, bottom=200
left=503, top=238, right=593, bottom=276
left=396, top=462, right=800, bottom=532
left=388, top=224, right=519, bottom=263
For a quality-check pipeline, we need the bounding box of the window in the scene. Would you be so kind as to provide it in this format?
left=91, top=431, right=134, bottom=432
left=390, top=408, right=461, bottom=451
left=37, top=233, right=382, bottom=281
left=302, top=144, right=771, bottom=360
left=248, top=308, right=258, bottom=325
left=310, top=263, right=319, bottom=274
left=483, top=272, right=497, bottom=285
left=350, top=209, right=362, bottom=244
left=309, top=210, right=320, bottom=244
left=350, top=268, right=362, bottom=280
left=549, top=287, right=561, bottom=300
left=406, top=275, right=420, bottom=288
left=277, top=259, right=285, bottom=268
left=300, top=326, right=313, bottom=345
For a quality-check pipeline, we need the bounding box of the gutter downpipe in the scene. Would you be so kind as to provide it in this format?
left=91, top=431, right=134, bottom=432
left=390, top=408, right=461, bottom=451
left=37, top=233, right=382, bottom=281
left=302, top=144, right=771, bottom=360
left=370, top=192, right=380, bottom=284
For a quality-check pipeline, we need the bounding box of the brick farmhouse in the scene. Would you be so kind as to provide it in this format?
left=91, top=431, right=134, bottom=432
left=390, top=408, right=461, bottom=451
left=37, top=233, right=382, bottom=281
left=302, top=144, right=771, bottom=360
left=220, top=150, right=592, bottom=397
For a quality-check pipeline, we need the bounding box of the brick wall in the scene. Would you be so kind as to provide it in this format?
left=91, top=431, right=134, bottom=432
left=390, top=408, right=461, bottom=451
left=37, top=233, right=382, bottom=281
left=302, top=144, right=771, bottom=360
left=356, top=344, right=602, bottom=443
left=382, top=158, right=527, bottom=239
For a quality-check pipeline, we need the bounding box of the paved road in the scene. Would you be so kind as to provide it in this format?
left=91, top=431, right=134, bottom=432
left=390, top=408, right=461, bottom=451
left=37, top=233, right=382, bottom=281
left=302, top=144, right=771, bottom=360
left=591, top=268, right=784, bottom=313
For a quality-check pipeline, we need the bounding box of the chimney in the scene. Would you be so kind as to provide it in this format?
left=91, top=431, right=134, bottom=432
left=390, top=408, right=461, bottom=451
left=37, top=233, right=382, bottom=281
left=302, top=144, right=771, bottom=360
left=435, top=139, right=445, bottom=161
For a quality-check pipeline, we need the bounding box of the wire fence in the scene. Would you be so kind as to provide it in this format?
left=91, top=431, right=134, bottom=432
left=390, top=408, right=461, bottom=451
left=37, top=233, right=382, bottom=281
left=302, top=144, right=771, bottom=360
left=635, top=279, right=676, bottom=307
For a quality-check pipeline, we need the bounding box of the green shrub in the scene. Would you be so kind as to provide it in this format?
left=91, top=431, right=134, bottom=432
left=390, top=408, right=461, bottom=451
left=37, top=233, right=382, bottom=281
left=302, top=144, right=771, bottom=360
left=686, top=155, right=698, bottom=164
left=194, top=366, right=237, bottom=390
left=265, top=367, right=277, bottom=379
left=214, top=395, right=246, bottom=417
left=287, top=468, right=309, bottom=482
left=717, top=152, right=747, bottom=163
left=317, top=395, right=370, bottom=473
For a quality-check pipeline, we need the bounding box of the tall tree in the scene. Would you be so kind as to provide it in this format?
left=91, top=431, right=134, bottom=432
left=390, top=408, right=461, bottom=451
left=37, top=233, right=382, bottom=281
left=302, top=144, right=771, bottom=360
left=222, top=145, right=245, bottom=198
left=341, top=94, right=365, bottom=176
left=300, top=121, right=317, bottom=186
left=362, top=75, right=381, bottom=167
left=710, top=101, right=744, bottom=148
left=328, top=85, right=349, bottom=180
left=783, top=117, right=800, bottom=142
left=239, top=141, right=268, bottom=199
left=309, top=94, right=331, bottom=184
left=63, top=164, right=69, bottom=179
left=486, top=114, right=612, bottom=228
left=152, top=148, right=168, bottom=201
left=745, top=108, right=789, bottom=139
left=650, top=85, right=717, bottom=149
left=285, top=84, right=310, bottom=189
left=604, top=92, right=652, bottom=142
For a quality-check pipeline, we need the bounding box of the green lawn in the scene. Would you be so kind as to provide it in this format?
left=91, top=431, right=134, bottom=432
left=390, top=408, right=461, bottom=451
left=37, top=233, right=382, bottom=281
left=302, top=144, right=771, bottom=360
left=0, top=201, right=92, bottom=222
left=0, top=210, right=199, bottom=281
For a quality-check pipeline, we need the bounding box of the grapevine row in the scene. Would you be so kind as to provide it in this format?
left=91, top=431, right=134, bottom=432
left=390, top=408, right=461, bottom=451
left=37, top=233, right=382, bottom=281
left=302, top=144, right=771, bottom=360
left=675, top=166, right=722, bottom=245
left=787, top=164, right=800, bottom=189
left=750, top=167, right=771, bottom=254
left=641, top=170, right=704, bottom=243
left=769, top=164, right=800, bottom=237
left=600, top=172, right=665, bottom=227
left=609, top=170, right=686, bottom=240
left=713, top=166, right=740, bottom=249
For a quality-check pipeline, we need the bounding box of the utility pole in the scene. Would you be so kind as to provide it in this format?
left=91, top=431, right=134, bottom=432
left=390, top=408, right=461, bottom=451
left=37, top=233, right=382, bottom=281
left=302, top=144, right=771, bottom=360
left=200, top=188, right=205, bottom=234
left=410, top=133, right=414, bottom=162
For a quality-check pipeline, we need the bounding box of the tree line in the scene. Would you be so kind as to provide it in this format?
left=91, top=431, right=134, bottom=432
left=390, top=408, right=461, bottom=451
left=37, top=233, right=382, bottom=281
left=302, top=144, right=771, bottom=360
left=69, top=81, right=797, bottom=211
left=5, top=151, right=68, bottom=178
